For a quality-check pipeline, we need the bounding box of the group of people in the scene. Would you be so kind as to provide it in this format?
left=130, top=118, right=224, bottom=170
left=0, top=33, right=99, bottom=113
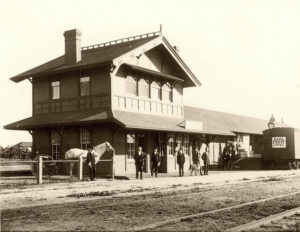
left=191, top=147, right=210, bottom=176
left=222, top=143, right=237, bottom=170
left=134, top=146, right=161, bottom=179
left=85, top=145, right=211, bottom=181
left=134, top=145, right=210, bottom=180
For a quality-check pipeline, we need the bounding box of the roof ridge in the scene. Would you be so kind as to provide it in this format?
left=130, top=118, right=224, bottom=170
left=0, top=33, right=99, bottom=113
left=184, top=104, right=279, bottom=123
left=82, top=31, right=161, bottom=51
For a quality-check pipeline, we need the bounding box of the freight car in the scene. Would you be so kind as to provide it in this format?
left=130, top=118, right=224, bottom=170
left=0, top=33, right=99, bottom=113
left=262, top=127, right=300, bottom=169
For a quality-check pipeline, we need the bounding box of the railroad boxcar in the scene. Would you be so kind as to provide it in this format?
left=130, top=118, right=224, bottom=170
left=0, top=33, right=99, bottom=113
left=262, top=127, right=300, bottom=169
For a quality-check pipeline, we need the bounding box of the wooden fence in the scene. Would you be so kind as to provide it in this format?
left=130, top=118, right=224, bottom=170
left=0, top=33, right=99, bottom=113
left=0, top=155, right=115, bottom=184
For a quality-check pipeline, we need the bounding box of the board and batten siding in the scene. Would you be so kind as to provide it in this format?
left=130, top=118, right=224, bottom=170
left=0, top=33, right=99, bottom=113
left=32, top=67, right=111, bottom=115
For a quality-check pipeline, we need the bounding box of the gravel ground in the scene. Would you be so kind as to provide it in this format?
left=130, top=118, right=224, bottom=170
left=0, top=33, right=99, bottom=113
left=246, top=212, right=300, bottom=232
left=148, top=195, right=300, bottom=231
left=1, top=170, right=299, bottom=210
left=1, top=174, right=300, bottom=231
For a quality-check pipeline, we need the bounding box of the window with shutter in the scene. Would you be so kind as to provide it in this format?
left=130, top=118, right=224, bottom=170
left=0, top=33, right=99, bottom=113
left=151, top=81, right=160, bottom=100
left=138, top=78, right=149, bottom=98
left=126, top=75, right=137, bottom=96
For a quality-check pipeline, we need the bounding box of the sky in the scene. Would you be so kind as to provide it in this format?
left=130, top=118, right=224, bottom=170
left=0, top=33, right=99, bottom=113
left=0, top=0, right=299, bottom=146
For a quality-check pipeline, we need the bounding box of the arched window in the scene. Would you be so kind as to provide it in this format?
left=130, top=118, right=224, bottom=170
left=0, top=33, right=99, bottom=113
left=51, top=130, right=61, bottom=160
left=138, top=78, right=149, bottom=98
left=80, top=127, right=91, bottom=150
left=151, top=81, right=161, bottom=100
left=126, top=75, right=137, bottom=96
left=162, top=82, right=172, bottom=102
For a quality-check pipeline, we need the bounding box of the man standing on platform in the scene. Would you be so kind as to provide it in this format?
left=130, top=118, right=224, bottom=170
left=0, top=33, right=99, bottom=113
left=177, top=147, right=185, bottom=177
left=192, top=146, right=200, bottom=165
left=202, top=147, right=210, bottom=175
left=134, top=146, right=147, bottom=180
left=87, top=148, right=96, bottom=181
left=150, top=147, right=161, bottom=177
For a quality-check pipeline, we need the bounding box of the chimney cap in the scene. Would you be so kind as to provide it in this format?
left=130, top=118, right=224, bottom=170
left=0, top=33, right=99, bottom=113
left=63, top=29, right=82, bottom=38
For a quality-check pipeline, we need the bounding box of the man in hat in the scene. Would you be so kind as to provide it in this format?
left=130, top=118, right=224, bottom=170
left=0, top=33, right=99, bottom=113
left=177, top=147, right=185, bottom=177
left=202, top=147, right=210, bottom=175
left=87, top=148, right=96, bottom=181
left=134, top=146, right=147, bottom=180
left=150, top=147, right=161, bottom=177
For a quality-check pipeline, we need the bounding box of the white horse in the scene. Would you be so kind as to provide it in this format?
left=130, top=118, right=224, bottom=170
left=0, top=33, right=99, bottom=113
left=65, top=142, right=115, bottom=179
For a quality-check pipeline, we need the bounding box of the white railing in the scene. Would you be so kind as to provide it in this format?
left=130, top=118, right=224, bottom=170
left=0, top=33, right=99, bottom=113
left=113, top=95, right=183, bottom=117
left=82, top=31, right=161, bottom=51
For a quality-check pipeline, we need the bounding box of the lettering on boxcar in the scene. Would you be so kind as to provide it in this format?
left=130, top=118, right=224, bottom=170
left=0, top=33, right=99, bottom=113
left=272, top=137, right=286, bottom=148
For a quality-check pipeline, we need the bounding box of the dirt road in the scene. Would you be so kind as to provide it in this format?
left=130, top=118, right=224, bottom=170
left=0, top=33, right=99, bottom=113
left=1, top=170, right=299, bottom=210
left=1, top=171, right=300, bottom=231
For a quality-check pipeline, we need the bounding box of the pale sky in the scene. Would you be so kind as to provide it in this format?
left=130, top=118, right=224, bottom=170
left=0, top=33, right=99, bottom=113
left=0, top=0, right=299, bottom=146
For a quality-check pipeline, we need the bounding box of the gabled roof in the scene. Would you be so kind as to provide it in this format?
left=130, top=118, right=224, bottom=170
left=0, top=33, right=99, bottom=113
left=184, top=106, right=288, bottom=135
left=14, top=142, right=32, bottom=147
left=11, top=35, right=159, bottom=82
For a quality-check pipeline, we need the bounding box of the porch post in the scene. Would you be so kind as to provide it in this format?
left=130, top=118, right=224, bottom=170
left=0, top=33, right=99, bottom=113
left=111, top=151, right=115, bottom=179
left=78, top=156, right=83, bottom=181
left=37, top=155, right=43, bottom=184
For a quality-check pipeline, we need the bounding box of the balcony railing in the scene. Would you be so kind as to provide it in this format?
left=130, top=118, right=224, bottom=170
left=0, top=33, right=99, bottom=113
left=113, top=95, right=183, bottom=117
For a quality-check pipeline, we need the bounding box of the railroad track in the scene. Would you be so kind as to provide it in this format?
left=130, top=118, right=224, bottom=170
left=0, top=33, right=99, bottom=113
left=226, top=207, right=300, bottom=232
left=1, top=178, right=267, bottom=211
left=127, top=191, right=300, bottom=231
left=2, top=178, right=300, bottom=231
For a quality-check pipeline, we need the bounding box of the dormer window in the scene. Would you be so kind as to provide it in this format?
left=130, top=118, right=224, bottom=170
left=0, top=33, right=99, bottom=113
left=126, top=75, right=137, bottom=96
left=51, top=81, right=60, bottom=99
left=80, top=76, right=90, bottom=96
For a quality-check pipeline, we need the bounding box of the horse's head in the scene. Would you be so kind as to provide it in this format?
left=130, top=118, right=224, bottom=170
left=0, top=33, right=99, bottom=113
left=105, top=142, right=115, bottom=153
left=93, top=142, right=115, bottom=162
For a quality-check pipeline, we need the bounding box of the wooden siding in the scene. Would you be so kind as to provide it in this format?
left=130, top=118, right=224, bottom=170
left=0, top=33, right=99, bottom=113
left=61, top=73, right=78, bottom=99
left=33, top=78, right=50, bottom=102
left=90, top=68, right=110, bottom=95
left=34, top=129, right=50, bottom=155
left=32, top=67, right=110, bottom=115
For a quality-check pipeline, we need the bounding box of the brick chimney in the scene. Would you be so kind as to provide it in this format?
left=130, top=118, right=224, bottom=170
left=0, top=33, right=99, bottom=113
left=63, top=29, right=82, bottom=64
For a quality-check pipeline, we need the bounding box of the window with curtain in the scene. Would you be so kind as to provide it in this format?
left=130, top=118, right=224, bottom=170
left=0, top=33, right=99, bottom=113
left=51, top=130, right=61, bottom=160
left=162, top=82, right=172, bottom=102
left=138, top=78, right=149, bottom=98
left=126, top=75, right=137, bottom=96
left=80, top=76, right=90, bottom=96
left=151, top=81, right=160, bottom=100
left=51, top=81, right=60, bottom=99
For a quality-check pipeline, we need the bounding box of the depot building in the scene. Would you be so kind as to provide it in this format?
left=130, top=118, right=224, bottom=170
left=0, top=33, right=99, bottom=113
left=5, top=29, right=284, bottom=176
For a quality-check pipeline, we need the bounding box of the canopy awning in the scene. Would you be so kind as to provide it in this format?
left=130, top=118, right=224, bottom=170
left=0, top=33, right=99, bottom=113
left=113, top=110, right=235, bottom=136
left=4, top=110, right=114, bottom=130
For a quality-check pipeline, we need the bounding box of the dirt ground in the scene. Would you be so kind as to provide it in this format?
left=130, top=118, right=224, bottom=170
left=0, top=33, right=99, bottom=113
left=1, top=170, right=300, bottom=231
left=1, top=170, right=299, bottom=210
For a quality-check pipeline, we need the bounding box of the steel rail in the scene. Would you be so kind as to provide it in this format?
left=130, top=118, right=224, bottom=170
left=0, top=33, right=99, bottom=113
left=127, top=190, right=300, bottom=231
left=226, top=206, right=300, bottom=232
